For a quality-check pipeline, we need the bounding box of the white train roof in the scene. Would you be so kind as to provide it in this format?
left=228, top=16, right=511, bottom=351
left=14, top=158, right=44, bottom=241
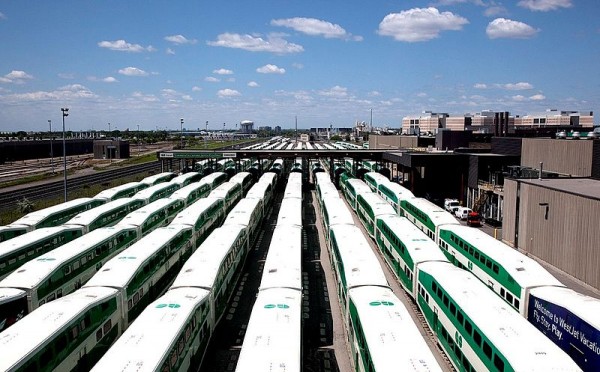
left=229, top=171, right=252, bottom=184
left=12, top=198, right=95, bottom=227
left=116, top=198, right=179, bottom=227
left=95, top=182, right=144, bottom=200
left=329, top=225, right=388, bottom=289
left=283, top=182, right=303, bottom=199
left=322, top=197, right=354, bottom=227
left=235, top=288, right=302, bottom=372
left=208, top=182, right=240, bottom=199
left=223, top=198, right=262, bottom=228
left=83, top=225, right=191, bottom=290
left=349, top=286, right=443, bottom=372
left=90, top=287, right=209, bottom=372
left=276, top=197, right=303, bottom=228
left=170, top=225, right=245, bottom=290
left=346, top=179, right=372, bottom=194
left=245, top=182, right=270, bottom=200
left=132, top=181, right=179, bottom=201
left=199, top=171, right=226, bottom=185
left=314, top=172, right=332, bottom=185
left=0, top=286, right=118, bottom=372
left=168, top=181, right=210, bottom=200
left=378, top=182, right=414, bottom=200
left=419, top=261, right=580, bottom=371
left=259, top=226, right=302, bottom=291
left=358, top=192, right=396, bottom=217
left=440, top=225, right=564, bottom=289
left=0, top=226, right=81, bottom=260
left=0, top=226, right=136, bottom=290
left=0, top=287, right=25, bottom=306
left=364, top=171, right=389, bottom=184
left=170, top=197, right=223, bottom=228
left=377, top=215, right=448, bottom=264
left=403, top=198, right=458, bottom=228
left=65, top=197, right=136, bottom=226
left=317, top=182, right=340, bottom=199
left=170, top=171, right=200, bottom=185
left=140, top=172, right=175, bottom=185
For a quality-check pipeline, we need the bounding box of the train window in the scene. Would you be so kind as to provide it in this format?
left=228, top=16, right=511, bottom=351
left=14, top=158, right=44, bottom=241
left=96, top=329, right=103, bottom=342
left=40, top=347, right=53, bottom=366
left=71, top=325, right=79, bottom=339
left=486, top=260, right=492, bottom=269
left=493, top=354, right=505, bottom=371
left=449, top=302, right=457, bottom=317
left=493, top=264, right=499, bottom=274
left=482, top=341, right=492, bottom=359
left=457, top=311, right=464, bottom=325
left=48, top=293, right=56, bottom=302
left=128, top=299, right=133, bottom=310
left=103, top=319, right=112, bottom=334
left=473, top=330, right=482, bottom=347
left=431, top=281, right=437, bottom=294
left=506, top=293, right=514, bottom=304
left=500, top=288, right=505, bottom=297
left=442, top=294, right=449, bottom=308
left=55, top=333, right=67, bottom=351
left=474, top=251, right=479, bottom=260
left=133, top=293, right=140, bottom=305
left=514, top=299, right=520, bottom=309
left=170, top=351, right=177, bottom=368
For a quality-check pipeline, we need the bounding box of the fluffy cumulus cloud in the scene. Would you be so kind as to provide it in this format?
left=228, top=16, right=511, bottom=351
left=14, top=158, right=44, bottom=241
left=98, top=40, right=155, bottom=52
left=118, top=67, right=149, bottom=76
left=164, top=35, right=198, bottom=45
left=217, top=89, right=241, bottom=98
left=378, top=7, right=469, bottom=42
left=518, top=0, right=572, bottom=12
left=498, top=82, right=533, bottom=90
left=0, top=70, right=34, bottom=84
left=4, top=84, right=97, bottom=102
left=247, top=81, right=259, bottom=87
left=474, top=83, right=488, bottom=89
left=270, top=17, right=362, bottom=41
left=318, top=86, right=348, bottom=98
left=88, top=76, right=118, bottom=83
left=204, top=76, right=220, bottom=82
left=192, top=86, right=202, bottom=92
left=486, top=18, right=539, bottom=39
left=207, top=33, right=304, bottom=54
left=256, top=64, right=286, bottom=74
left=213, top=68, right=233, bottom=75
left=530, top=93, right=546, bottom=100
left=166, top=48, right=175, bottom=55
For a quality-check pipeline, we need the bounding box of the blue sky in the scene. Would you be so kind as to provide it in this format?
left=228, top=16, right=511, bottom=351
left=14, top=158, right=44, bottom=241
left=0, top=0, right=598, bottom=131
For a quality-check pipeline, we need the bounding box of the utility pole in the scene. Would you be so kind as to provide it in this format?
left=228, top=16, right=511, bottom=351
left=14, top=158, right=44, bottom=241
left=48, top=119, right=54, bottom=173
left=61, top=108, right=69, bottom=202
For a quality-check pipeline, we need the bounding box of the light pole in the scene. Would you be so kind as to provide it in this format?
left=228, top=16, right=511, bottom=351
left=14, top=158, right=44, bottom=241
left=108, top=123, right=111, bottom=137
left=205, top=121, right=208, bottom=148
left=137, top=124, right=141, bottom=156
left=48, top=119, right=54, bottom=173
left=61, top=108, right=69, bottom=202
left=180, top=118, right=184, bottom=149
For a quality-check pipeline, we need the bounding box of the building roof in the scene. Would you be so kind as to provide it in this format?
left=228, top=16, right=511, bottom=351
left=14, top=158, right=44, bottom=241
left=518, top=178, right=600, bottom=201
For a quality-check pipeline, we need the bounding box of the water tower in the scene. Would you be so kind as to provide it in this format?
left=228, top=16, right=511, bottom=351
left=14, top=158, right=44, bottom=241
left=240, top=120, right=254, bottom=134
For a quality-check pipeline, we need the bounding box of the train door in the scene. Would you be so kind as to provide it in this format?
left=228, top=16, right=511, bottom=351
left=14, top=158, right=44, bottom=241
left=433, top=307, right=439, bottom=334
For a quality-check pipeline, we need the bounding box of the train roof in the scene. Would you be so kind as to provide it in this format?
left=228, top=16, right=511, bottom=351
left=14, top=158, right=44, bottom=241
left=11, top=198, right=95, bottom=227
left=403, top=198, right=459, bottom=228
left=439, top=225, right=564, bottom=289
left=317, top=181, right=340, bottom=198
left=94, top=182, right=144, bottom=200
left=116, top=198, right=180, bottom=227
left=229, top=171, right=252, bottom=183
left=329, top=225, right=389, bottom=290
left=168, top=181, right=210, bottom=200
left=322, top=197, right=354, bottom=227
left=256, top=172, right=277, bottom=186
left=245, top=182, right=270, bottom=200
left=170, top=225, right=246, bottom=290
left=259, top=226, right=303, bottom=291
left=358, top=192, right=396, bottom=217
left=0, top=286, right=119, bottom=372
left=529, top=286, right=600, bottom=328
left=65, top=197, right=136, bottom=226
left=378, top=182, right=414, bottom=200
left=364, top=171, right=389, bottom=183
left=314, top=172, right=332, bottom=185
left=377, top=215, right=448, bottom=264
left=235, top=288, right=302, bottom=372
left=169, top=197, right=223, bottom=228
left=345, top=178, right=372, bottom=193
left=0, top=287, right=25, bottom=306
left=199, top=171, right=226, bottom=184
left=0, top=226, right=136, bottom=290
left=419, top=261, right=580, bottom=370
left=140, top=172, right=175, bottom=186
left=170, top=171, right=200, bottom=185
left=283, top=181, right=302, bottom=199
left=83, top=225, right=191, bottom=290
left=208, top=181, right=240, bottom=198
left=223, top=198, right=262, bottom=228
left=348, top=286, right=443, bottom=372
left=90, top=287, right=210, bottom=372
left=132, top=181, right=179, bottom=201
left=0, top=226, right=82, bottom=260
left=276, top=197, right=303, bottom=228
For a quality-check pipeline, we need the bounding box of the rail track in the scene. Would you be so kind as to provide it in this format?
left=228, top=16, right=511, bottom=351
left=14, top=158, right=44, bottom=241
left=0, top=161, right=161, bottom=212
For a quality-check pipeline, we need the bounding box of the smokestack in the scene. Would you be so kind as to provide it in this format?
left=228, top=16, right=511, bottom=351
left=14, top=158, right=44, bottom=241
left=504, top=111, right=510, bottom=137
left=494, top=112, right=499, bottom=136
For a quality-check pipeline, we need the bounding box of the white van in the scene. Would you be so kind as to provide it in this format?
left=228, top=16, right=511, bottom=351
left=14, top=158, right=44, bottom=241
left=455, top=207, right=472, bottom=220
left=444, top=199, right=460, bottom=213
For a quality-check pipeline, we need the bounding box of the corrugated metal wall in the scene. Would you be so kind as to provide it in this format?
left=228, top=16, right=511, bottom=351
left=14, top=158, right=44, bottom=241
left=517, top=182, right=600, bottom=290
left=521, top=138, right=593, bottom=177
left=369, top=135, right=419, bottom=149
left=502, top=179, right=518, bottom=246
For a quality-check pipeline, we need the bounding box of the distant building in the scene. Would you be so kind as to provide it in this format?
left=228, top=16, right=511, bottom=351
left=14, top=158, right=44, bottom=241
left=310, top=127, right=353, bottom=140
left=514, top=110, right=594, bottom=128
left=274, top=126, right=281, bottom=134
left=93, top=139, right=129, bottom=160
left=240, top=120, right=254, bottom=134
left=402, top=112, right=449, bottom=135
left=258, top=126, right=272, bottom=131
left=300, top=133, right=309, bottom=142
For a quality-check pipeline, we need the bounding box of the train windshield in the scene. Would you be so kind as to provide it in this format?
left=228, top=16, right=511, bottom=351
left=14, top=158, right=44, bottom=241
left=0, top=292, right=28, bottom=332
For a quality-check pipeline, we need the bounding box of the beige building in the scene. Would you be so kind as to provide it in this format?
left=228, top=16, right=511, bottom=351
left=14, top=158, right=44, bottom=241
left=514, top=110, right=594, bottom=128
left=401, top=112, right=448, bottom=135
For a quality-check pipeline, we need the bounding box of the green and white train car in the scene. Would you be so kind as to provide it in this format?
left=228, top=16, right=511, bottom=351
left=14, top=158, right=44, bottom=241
left=169, top=197, right=225, bottom=248
left=170, top=171, right=202, bottom=187
left=259, top=225, right=302, bottom=291
left=170, top=225, right=249, bottom=326
left=363, top=171, right=389, bottom=193
left=222, top=197, right=264, bottom=248
left=0, top=226, right=83, bottom=281
left=140, top=171, right=176, bottom=186
left=199, top=171, right=227, bottom=190
left=65, top=197, right=145, bottom=234
left=168, top=179, right=212, bottom=207
left=437, top=225, right=564, bottom=315
left=132, top=181, right=180, bottom=205
left=245, top=178, right=274, bottom=214
left=276, top=197, right=303, bottom=229
left=94, top=182, right=148, bottom=202
left=316, top=177, right=340, bottom=210
left=208, top=181, right=243, bottom=213
left=343, top=179, right=372, bottom=211
left=0, top=286, right=122, bottom=372
left=229, top=171, right=254, bottom=197
left=91, top=287, right=211, bottom=372
left=0, top=198, right=103, bottom=242
left=355, top=192, right=396, bottom=238
left=83, top=225, right=195, bottom=329
left=347, top=286, right=443, bottom=372
left=416, top=261, right=581, bottom=372
left=377, top=182, right=414, bottom=215
left=328, top=225, right=388, bottom=312
left=400, top=197, right=459, bottom=240
left=0, top=226, right=138, bottom=319
left=375, top=214, right=448, bottom=296
left=116, top=198, right=185, bottom=237
left=320, top=195, right=354, bottom=241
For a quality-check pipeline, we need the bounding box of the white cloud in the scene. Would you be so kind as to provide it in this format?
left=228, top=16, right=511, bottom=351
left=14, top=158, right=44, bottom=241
left=256, top=64, right=286, bottom=74
left=248, top=81, right=259, bottom=87
left=98, top=39, right=154, bottom=52
left=484, top=6, right=508, bottom=17
left=192, top=86, right=202, bottom=92
left=166, top=48, right=175, bottom=55
left=518, top=0, right=572, bottom=12
left=271, top=17, right=362, bottom=41
left=378, top=7, right=468, bottom=42
left=217, top=89, right=241, bottom=98
left=4, top=84, right=97, bottom=102
left=498, top=82, right=533, bottom=90
left=474, top=83, right=488, bottom=89
left=318, top=86, right=348, bottom=98
left=118, top=67, right=149, bottom=76
left=213, top=68, right=234, bottom=75
left=205, top=76, right=220, bottom=82
left=164, top=34, right=198, bottom=45
left=530, top=94, right=546, bottom=100
left=0, top=70, right=34, bottom=84
left=131, top=91, right=159, bottom=102
left=103, top=77, right=118, bottom=83
left=486, top=18, right=539, bottom=39
left=368, top=91, right=381, bottom=97
left=0, top=12, right=6, bottom=20
left=161, top=88, right=192, bottom=102
left=207, top=33, right=304, bottom=54
left=292, top=63, right=304, bottom=69
left=512, top=95, right=527, bottom=101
